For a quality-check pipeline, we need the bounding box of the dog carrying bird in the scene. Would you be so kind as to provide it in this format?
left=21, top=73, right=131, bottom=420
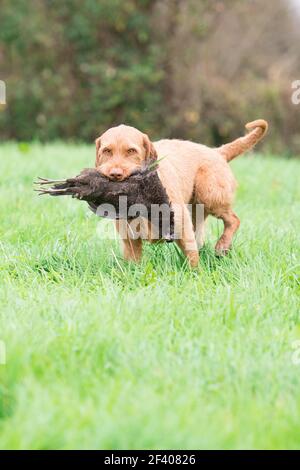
left=35, top=119, right=268, bottom=266
left=35, top=166, right=175, bottom=242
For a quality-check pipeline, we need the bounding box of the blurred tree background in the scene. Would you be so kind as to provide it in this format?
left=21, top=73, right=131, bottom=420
left=0, top=0, right=299, bottom=154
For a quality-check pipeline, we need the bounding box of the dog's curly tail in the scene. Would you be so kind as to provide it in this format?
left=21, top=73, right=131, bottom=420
left=218, top=119, right=268, bottom=162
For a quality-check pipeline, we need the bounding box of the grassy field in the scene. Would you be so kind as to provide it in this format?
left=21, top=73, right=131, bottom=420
left=0, top=143, right=299, bottom=450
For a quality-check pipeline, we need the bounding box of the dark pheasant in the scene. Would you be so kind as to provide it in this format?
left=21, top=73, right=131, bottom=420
left=35, top=167, right=175, bottom=241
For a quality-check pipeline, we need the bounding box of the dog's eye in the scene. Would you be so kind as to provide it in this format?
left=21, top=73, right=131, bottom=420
left=127, top=148, right=137, bottom=155
left=103, top=148, right=112, bottom=155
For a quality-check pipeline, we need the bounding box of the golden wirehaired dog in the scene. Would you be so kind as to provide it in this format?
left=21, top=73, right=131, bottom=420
left=95, top=119, right=268, bottom=267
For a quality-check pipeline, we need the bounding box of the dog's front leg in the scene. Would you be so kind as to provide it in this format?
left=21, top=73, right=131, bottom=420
left=122, top=238, right=142, bottom=262
left=116, top=219, right=143, bottom=263
left=174, top=204, right=199, bottom=268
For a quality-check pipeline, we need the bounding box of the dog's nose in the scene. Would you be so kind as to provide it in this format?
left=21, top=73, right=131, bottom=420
left=109, top=168, right=124, bottom=180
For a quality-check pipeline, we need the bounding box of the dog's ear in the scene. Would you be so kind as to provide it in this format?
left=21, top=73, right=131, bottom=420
left=143, top=133, right=157, bottom=161
left=95, top=137, right=101, bottom=166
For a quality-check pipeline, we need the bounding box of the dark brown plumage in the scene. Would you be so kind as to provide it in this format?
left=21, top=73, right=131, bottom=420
left=35, top=167, right=175, bottom=241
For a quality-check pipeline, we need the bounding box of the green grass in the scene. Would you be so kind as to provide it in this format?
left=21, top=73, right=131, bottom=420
left=0, top=142, right=299, bottom=450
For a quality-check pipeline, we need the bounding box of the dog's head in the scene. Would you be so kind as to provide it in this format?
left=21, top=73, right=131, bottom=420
left=95, top=124, right=157, bottom=181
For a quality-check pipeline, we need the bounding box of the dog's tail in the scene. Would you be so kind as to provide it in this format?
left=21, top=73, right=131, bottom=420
left=218, top=119, right=268, bottom=162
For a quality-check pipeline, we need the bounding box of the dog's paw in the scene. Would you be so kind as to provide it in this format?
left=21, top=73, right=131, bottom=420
left=215, top=241, right=231, bottom=256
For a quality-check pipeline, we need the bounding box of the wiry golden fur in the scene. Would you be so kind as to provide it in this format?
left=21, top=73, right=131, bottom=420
left=95, top=119, right=268, bottom=267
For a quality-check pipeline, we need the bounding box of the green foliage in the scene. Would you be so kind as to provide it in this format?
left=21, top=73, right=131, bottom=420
left=0, top=0, right=300, bottom=154
left=0, top=143, right=300, bottom=448
left=0, top=0, right=164, bottom=141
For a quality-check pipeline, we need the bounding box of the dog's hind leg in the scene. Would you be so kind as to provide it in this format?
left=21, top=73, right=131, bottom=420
left=212, top=207, right=240, bottom=255
left=193, top=163, right=239, bottom=255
